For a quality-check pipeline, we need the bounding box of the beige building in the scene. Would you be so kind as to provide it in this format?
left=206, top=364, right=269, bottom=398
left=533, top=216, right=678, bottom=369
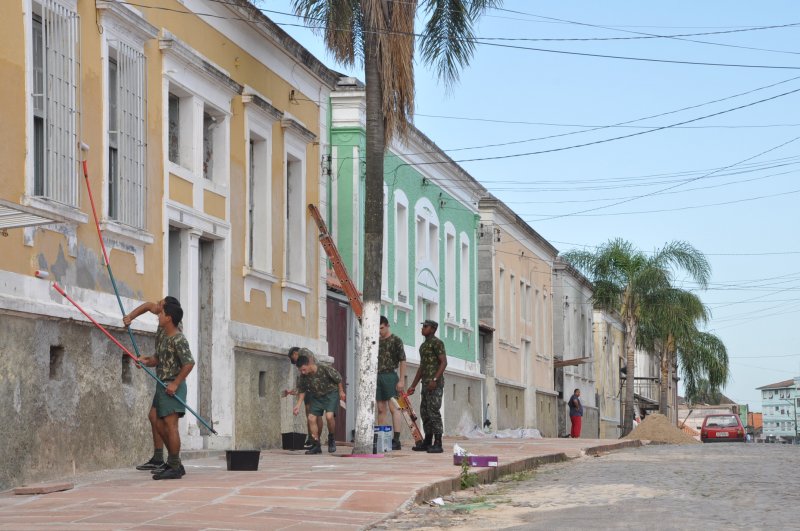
left=552, top=260, right=596, bottom=437
left=478, top=196, right=558, bottom=436
left=0, top=0, right=337, bottom=489
left=593, top=308, right=625, bottom=439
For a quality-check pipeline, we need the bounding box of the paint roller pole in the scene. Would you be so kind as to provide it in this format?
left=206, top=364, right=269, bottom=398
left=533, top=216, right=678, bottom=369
left=51, top=281, right=217, bottom=435
left=77, top=142, right=220, bottom=434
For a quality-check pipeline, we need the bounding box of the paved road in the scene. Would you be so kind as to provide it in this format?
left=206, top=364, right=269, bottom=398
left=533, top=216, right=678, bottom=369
left=375, top=443, right=799, bottom=530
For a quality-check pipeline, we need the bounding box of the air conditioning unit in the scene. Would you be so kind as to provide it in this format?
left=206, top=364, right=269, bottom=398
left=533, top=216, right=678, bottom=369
left=397, top=292, right=407, bottom=304
left=462, top=318, right=468, bottom=326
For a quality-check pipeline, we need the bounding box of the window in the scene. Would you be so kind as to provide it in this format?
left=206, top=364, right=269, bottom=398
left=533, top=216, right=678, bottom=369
left=247, top=134, right=271, bottom=271
left=509, top=273, right=516, bottom=342
left=459, top=235, right=470, bottom=326
left=31, top=0, right=80, bottom=207
left=394, top=191, right=409, bottom=302
left=498, top=267, right=506, bottom=340
left=107, top=41, right=147, bottom=228
left=285, top=153, right=304, bottom=283
left=445, top=224, right=456, bottom=321
left=382, top=184, right=389, bottom=298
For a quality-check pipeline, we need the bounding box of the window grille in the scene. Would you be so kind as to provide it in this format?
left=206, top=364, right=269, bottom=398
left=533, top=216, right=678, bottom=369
left=108, top=40, right=147, bottom=228
left=33, top=0, right=80, bottom=207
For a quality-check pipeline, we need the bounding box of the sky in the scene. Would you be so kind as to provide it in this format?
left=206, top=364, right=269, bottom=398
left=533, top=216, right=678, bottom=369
left=258, top=0, right=800, bottom=411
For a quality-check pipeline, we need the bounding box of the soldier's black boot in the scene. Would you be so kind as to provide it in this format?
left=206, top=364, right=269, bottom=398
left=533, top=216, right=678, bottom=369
left=427, top=434, right=443, bottom=453
left=305, top=438, right=322, bottom=454
left=327, top=434, right=336, bottom=453
left=412, top=434, right=432, bottom=451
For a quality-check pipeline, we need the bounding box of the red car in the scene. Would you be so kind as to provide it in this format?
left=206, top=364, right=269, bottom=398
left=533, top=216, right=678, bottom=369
left=700, top=414, right=746, bottom=443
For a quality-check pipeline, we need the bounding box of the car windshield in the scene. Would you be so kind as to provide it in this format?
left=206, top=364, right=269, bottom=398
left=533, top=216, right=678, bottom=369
left=705, top=415, right=739, bottom=428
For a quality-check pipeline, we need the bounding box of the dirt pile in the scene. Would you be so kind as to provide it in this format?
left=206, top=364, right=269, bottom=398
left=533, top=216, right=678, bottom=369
left=623, top=413, right=699, bottom=444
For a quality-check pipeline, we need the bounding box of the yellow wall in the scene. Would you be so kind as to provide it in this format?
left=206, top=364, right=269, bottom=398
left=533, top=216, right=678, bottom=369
left=493, top=224, right=554, bottom=392
left=1, top=0, right=326, bottom=337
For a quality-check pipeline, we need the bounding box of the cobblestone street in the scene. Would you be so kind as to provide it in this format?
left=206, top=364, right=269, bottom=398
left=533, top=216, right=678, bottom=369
left=376, top=443, right=799, bottom=530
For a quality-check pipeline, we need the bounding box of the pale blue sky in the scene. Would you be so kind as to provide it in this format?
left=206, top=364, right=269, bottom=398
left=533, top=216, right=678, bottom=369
left=261, top=0, right=800, bottom=410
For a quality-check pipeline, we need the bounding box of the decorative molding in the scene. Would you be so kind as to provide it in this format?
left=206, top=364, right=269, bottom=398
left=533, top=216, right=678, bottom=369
left=242, top=92, right=282, bottom=122
left=281, top=116, right=317, bottom=144
left=243, top=266, right=277, bottom=307
left=281, top=279, right=310, bottom=316
left=159, top=30, right=243, bottom=96
left=96, top=1, right=159, bottom=46
left=98, top=220, right=153, bottom=274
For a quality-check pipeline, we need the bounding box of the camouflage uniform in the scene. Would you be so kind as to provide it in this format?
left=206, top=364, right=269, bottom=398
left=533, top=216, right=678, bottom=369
left=294, top=348, right=318, bottom=404
left=299, top=363, right=342, bottom=416
left=299, top=363, right=341, bottom=397
left=153, top=327, right=195, bottom=418
left=376, top=334, right=405, bottom=401
left=418, top=335, right=446, bottom=435
left=155, top=327, right=194, bottom=381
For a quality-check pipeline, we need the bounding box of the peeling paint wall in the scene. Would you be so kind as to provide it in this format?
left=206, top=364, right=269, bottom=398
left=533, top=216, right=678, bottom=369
left=0, top=313, right=155, bottom=491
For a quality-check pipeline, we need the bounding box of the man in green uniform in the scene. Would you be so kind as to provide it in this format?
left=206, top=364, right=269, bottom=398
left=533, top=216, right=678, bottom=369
left=377, top=315, right=406, bottom=450
left=131, top=299, right=195, bottom=479
left=293, top=355, right=346, bottom=454
left=124, top=296, right=179, bottom=472
left=407, top=319, right=448, bottom=454
left=284, top=347, right=324, bottom=448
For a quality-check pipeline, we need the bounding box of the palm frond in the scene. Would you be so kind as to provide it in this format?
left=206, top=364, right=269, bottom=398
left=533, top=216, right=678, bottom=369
left=418, top=0, right=499, bottom=91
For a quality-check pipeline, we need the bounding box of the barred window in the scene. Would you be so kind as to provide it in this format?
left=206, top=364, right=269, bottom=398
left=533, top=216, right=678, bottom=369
left=107, top=41, right=147, bottom=228
left=32, top=0, right=80, bottom=207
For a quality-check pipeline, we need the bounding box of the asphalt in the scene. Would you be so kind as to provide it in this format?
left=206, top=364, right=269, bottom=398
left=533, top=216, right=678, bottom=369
left=0, top=436, right=640, bottom=530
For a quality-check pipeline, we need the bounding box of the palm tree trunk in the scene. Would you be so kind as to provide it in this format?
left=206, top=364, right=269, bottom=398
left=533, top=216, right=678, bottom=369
left=659, top=348, right=670, bottom=416
left=352, top=14, right=386, bottom=454
left=623, top=318, right=637, bottom=436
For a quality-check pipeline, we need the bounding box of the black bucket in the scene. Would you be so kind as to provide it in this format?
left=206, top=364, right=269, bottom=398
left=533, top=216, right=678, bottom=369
left=226, top=450, right=260, bottom=471
left=282, top=432, right=307, bottom=450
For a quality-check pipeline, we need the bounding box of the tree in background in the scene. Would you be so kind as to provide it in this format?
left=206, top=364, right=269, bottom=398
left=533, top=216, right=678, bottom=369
left=292, top=0, right=500, bottom=453
left=681, top=333, right=729, bottom=405
left=562, top=239, right=711, bottom=436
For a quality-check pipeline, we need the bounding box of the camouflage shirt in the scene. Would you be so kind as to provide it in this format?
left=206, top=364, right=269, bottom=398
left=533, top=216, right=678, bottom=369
left=419, top=335, right=446, bottom=388
left=293, top=349, right=318, bottom=393
left=298, top=363, right=342, bottom=397
left=377, top=334, right=406, bottom=372
left=155, top=327, right=195, bottom=381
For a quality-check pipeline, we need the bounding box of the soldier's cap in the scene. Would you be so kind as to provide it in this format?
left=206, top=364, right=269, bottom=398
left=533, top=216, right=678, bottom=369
left=421, top=319, right=438, bottom=329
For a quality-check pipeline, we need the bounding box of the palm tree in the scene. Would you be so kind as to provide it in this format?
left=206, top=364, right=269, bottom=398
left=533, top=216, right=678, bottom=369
left=637, top=287, right=709, bottom=416
left=292, top=0, right=500, bottom=453
left=680, top=332, right=729, bottom=405
left=562, top=239, right=711, bottom=435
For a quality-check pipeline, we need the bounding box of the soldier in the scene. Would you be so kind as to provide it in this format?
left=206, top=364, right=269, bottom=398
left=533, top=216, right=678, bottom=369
left=407, top=319, right=448, bottom=453
left=293, top=355, right=346, bottom=454
left=284, top=347, right=324, bottom=448
left=377, top=315, right=406, bottom=450
left=129, top=298, right=194, bottom=479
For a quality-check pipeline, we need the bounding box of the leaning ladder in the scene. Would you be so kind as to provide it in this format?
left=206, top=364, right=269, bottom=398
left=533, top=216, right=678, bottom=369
left=308, top=204, right=363, bottom=320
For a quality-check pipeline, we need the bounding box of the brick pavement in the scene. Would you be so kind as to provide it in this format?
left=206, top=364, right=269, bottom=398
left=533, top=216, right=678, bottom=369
left=0, top=437, right=639, bottom=530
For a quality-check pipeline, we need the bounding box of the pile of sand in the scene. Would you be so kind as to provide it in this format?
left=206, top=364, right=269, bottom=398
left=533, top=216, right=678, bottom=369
left=623, top=413, right=699, bottom=444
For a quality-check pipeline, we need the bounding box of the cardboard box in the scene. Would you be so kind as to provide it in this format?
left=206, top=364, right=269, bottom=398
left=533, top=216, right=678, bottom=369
left=453, top=455, right=498, bottom=467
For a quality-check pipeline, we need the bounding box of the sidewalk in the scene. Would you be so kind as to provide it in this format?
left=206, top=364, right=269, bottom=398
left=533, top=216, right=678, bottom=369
left=0, top=437, right=640, bottom=530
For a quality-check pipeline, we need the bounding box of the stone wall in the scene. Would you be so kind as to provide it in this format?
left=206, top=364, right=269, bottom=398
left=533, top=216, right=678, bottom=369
left=496, top=384, right=525, bottom=430
left=536, top=392, right=558, bottom=437
left=0, top=312, right=154, bottom=490
left=233, top=349, right=297, bottom=450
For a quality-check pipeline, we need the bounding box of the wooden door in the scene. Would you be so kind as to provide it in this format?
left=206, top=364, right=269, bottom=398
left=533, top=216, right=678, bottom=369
left=327, top=297, right=349, bottom=442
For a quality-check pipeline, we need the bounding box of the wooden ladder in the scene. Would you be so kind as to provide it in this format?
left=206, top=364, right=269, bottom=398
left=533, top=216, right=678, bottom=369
left=308, top=204, right=363, bottom=319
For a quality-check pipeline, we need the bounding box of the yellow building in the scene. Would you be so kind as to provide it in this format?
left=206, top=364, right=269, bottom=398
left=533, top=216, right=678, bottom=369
left=0, top=0, right=336, bottom=489
left=478, top=196, right=559, bottom=436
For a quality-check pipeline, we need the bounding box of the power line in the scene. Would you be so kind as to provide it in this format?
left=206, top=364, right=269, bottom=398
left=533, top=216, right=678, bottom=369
left=124, top=2, right=800, bottom=70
